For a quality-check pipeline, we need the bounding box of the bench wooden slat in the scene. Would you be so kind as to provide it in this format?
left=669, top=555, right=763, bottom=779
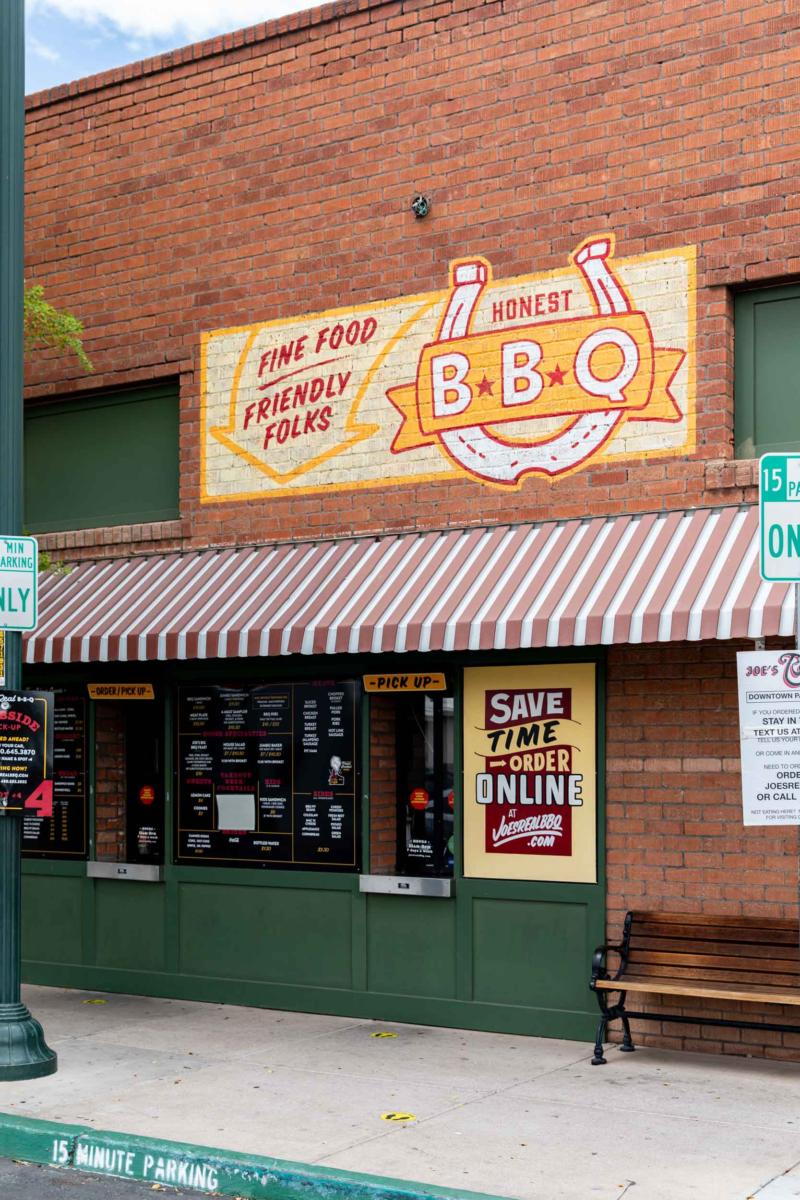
left=601, top=965, right=800, bottom=989
left=628, top=949, right=800, bottom=975
left=630, top=911, right=799, bottom=932
left=625, top=954, right=800, bottom=975
left=630, top=923, right=800, bottom=946
left=594, top=975, right=800, bottom=1005
left=631, top=935, right=800, bottom=961
left=629, top=959, right=800, bottom=979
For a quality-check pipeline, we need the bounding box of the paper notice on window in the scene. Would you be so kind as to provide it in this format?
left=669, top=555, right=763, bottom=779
left=737, top=650, right=800, bottom=826
left=216, top=793, right=256, bottom=831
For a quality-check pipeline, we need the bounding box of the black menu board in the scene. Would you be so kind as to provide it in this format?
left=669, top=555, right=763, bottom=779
left=22, top=690, right=88, bottom=859
left=176, top=681, right=358, bottom=868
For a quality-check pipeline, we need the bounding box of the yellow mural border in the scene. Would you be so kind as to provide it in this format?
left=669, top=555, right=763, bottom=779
left=199, top=241, right=697, bottom=504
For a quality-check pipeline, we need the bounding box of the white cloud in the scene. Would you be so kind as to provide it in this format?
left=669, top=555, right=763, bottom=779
left=27, top=0, right=301, bottom=41
left=28, top=33, right=61, bottom=62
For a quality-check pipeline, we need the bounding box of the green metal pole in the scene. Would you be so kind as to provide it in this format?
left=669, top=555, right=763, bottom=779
left=0, top=0, right=56, bottom=1080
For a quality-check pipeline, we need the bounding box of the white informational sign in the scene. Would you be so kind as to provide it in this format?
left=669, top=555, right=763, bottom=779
left=0, top=535, right=38, bottom=632
left=759, top=452, right=800, bottom=581
left=737, top=650, right=800, bottom=826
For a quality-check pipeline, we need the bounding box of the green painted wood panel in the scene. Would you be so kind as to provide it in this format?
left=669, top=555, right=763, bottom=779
left=94, top=881, right=166, bottom=972
left=22, top=875, right=83, bottom=964
left=365, top=895, right=456, bottom=998
left=471, top=897, right=593, bottom=1011
left=177, top=883, right=353, bottom=987
left=24, top=383, right=179, bottom=532
left=735, top=284, right=800, bottom=457
left=20, top=648, right=605, bottom=1040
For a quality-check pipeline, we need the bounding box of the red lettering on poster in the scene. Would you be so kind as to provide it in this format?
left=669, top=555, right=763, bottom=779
left=25, top=779, right=53, bottom=819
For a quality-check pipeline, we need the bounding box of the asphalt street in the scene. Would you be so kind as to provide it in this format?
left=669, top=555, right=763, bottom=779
left=0, top=1159, right=212, bottom=1198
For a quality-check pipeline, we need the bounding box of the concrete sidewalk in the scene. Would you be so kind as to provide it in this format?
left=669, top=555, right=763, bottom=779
left=1, top=986, right=799, bottom=1200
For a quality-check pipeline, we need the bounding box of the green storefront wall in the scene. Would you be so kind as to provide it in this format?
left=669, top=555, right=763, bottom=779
left=20, top=649, right=606, bottom=1042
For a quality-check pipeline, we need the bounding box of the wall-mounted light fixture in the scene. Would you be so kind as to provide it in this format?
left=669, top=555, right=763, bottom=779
left=411, top=194, right=431, bottom=219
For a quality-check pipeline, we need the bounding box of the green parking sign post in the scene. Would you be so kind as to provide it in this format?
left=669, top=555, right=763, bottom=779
left=0, top=0, right=56, bottom=1079
left=758, top=454, right=800, bottom=957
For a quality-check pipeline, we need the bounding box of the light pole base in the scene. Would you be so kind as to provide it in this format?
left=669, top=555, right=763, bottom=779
left=0, top=1001, right=57, bottom=1079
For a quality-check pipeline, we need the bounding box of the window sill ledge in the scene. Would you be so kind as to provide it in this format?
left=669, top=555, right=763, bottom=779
left=37, top=518, right=187, bottom=559
left=359, top=874, right=453, bottom=898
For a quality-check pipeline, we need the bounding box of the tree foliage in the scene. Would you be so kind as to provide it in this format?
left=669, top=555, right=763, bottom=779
left=23, top=284, right=92, bottom=371
left=23, top=286, right=90, bottom=575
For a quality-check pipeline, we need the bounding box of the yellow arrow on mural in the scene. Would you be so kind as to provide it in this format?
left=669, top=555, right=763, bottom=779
left=208, top=301, right=437, bottom=484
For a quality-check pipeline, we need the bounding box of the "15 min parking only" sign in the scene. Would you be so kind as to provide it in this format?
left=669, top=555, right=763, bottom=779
left=0, top=536, right=38, bottom=632
left=760, top=453, right=800, bottom=582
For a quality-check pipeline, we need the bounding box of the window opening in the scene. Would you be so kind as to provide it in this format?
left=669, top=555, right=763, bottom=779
left=368, top=689, right=455, bottom=879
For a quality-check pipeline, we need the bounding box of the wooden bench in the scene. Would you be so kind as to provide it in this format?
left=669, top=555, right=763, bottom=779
left=589, top=910, right=800, bottom=1064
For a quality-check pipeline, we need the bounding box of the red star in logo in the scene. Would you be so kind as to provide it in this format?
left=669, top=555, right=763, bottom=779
left=477, top=375, right=494, bottom=396
left=547, top=364, right=567, bottom=386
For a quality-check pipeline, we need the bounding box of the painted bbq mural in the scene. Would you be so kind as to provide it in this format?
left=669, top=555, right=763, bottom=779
left=201, top=236, right=696, bottom=500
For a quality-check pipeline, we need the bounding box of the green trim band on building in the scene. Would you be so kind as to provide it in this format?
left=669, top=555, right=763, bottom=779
left=0, top=1111, right=512, bottom=1200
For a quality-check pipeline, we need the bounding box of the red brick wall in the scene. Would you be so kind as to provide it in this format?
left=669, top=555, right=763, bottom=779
left=606, top=640, right=800, bottom=1061
left=94, top=703, right=127, bottom=861
left=22, top=0, right=800, bottom=556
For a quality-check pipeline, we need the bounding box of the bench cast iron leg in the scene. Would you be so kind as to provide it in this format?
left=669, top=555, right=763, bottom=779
left=591, top=989, right=630, bottom=1064
left=591, top=1015, right=608, bottom=1065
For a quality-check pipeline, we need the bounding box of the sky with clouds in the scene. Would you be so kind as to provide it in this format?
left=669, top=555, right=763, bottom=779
left=25, top=0, right=315, bottom=93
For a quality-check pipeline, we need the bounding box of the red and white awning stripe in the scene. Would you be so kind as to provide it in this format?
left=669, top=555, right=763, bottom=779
left=24, top=504, right=792, bottom=664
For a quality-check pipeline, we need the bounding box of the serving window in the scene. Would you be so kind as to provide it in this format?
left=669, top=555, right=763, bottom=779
left=93, top=697, right=165, bottom=866
left=369, top=688, right=455, bottom=879
left=175, top=681, right=359, bottom=869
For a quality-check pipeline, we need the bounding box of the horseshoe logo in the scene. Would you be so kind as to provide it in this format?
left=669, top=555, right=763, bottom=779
left=386, top=236, right=686, bottom=487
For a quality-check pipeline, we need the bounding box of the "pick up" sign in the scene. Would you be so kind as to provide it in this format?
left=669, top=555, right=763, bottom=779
left=363, top=673, right=447, bottom=693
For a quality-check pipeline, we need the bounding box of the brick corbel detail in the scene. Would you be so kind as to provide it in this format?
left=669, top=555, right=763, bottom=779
left=705, top=459, right=759, bottom=493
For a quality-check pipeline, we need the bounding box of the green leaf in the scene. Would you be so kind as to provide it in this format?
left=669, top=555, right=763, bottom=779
left=23, top=283, right=92, bottom=371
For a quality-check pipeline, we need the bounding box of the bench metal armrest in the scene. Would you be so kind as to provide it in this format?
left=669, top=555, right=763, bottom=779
left=591, top=942, right=625, bottom=986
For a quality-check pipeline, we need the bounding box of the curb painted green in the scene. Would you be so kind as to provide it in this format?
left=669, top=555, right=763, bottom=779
left=0, top=1110, right=512, bottom=1200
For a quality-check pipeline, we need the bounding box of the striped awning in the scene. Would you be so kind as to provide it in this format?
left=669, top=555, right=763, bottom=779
left=24, top=504, right=794, bottom=664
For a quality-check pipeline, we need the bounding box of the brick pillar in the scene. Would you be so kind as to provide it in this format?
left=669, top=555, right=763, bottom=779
left=94, top=702, right=127, bottom=862
left=369, top=695, right=397, bottom=873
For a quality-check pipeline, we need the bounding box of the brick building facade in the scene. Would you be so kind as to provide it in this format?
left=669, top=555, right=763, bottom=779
left=19, top=0, right=800, bottom=1059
